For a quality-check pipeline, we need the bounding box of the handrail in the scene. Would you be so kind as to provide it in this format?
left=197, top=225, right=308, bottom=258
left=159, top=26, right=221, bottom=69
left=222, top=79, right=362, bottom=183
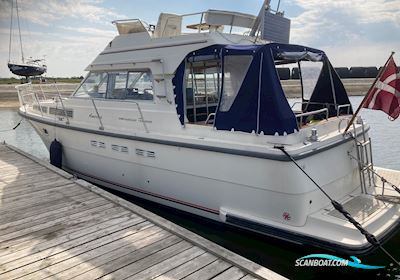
left=205, top=113, right=215, bottom=125
left=337, top=104, right=351, bottom=117
left=132, top=101, right=149, bottom=133
left=33, top=92, right=44, bottom=116
left=295, top=108, right=328, bottom=127
left=88, top=98, right=149, bottom=134
left=295, top=108, right=329, bottom=119
left=91, top=99, right=104, bottom=130
left=291, top=101, right=334, bottom=109
left=338, top=118, right=350, bottom=133
left=38, top=84, right=48, bottom=100
left=17, top=84, right=150, bottom=134
left=16, top=85, right=27, bottom=112
left=54, top=84, right=70, bottom=125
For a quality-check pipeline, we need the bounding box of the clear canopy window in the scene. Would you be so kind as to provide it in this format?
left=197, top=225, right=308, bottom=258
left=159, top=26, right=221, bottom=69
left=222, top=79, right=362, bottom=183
left=220, top=55, right=253, bottom=112
left=300, top=61, right=323, bottom=101
left=185, top=60, right=221, bottom=123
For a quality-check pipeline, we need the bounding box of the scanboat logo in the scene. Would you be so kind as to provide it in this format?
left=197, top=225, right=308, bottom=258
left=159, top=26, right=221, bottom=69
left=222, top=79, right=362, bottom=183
left=295, top=254, right=385, bottom=270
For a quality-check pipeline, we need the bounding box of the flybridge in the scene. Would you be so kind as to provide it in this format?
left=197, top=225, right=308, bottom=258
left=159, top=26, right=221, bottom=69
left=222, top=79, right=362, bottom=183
left=111, top=1, right=290, bottom=44
left=112, top=10, right=258, bottom=38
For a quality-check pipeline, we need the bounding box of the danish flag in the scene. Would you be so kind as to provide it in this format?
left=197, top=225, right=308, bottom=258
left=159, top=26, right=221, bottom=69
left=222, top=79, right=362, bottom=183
left=363, top=55, right=400, bottom=120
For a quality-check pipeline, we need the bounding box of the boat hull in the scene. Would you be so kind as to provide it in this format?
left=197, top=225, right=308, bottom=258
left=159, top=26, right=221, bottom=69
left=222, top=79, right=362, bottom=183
left=8, top=63, right=46, bottom=77
left=25, top=116, right=400, bottom=255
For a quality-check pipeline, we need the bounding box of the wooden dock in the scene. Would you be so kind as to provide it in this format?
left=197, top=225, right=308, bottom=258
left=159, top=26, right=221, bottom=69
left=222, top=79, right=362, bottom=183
left=0, top=143, right=285, bottom=280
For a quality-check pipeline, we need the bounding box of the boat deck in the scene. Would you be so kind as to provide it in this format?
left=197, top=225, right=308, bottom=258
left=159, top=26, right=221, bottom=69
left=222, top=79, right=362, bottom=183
left=0, top=143, right=285, bottom=280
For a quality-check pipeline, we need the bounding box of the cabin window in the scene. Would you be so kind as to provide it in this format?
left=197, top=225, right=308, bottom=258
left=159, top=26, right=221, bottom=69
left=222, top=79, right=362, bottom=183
left=126, top=71, right=154, bottom=100
left=185, top=60, right=221, bottom=123
left=74, top=72, right=108, bottom=98
left=220, top=55, right=253, bottom=112
left=107, top=72, right=128, bottom=99
left=74, top=71, right=154, bottom=100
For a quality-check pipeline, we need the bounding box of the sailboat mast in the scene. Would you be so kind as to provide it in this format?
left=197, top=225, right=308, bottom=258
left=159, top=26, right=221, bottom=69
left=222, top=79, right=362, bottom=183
left=8, top=0, right=14, bottom=63
left=15, top=0, right=24, bottom=63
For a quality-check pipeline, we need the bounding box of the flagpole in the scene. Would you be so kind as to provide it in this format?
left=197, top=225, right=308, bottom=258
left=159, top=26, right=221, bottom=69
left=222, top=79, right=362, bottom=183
left=343, top=51, right=395, bottom=134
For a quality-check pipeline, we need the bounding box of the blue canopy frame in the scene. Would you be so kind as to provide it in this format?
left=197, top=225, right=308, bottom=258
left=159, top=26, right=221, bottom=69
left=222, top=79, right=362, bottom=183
left=172, top=43, right=352, bottom=135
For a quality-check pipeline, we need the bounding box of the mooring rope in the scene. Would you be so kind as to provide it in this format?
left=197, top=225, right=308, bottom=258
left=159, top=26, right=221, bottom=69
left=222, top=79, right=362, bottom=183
left=275, top=145, right=400, bottom=267
left=0, top=119, right=22, bottom=133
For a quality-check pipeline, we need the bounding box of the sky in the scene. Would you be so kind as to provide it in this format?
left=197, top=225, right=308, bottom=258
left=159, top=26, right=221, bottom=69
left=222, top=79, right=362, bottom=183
left=0, top=0, right=399, bottom=78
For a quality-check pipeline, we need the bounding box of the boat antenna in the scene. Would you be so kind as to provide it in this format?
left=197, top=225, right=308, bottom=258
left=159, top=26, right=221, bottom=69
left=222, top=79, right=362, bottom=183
left=250, top=0, right=271, bottom=37
left=276, top=0, right=281, bottom=12
left=8, top=0, right=14, bottom=63
left=15, top=0, right=24, bottom=63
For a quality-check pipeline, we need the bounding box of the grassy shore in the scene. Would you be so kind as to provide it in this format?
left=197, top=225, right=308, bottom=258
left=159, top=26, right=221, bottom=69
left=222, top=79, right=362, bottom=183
left=0, top=77, right=83, bottom=85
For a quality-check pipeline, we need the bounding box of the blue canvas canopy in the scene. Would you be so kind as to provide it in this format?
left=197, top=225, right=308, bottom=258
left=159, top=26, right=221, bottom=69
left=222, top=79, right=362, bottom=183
left=173, top=43, right=352, bottom=135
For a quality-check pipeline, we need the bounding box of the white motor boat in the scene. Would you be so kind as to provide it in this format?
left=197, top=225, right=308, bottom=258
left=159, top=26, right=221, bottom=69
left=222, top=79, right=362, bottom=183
left=17, top=8, right=400, bottom=255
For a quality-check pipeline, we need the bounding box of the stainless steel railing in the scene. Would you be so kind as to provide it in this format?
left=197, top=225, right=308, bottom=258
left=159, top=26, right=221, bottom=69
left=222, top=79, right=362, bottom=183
left=295, top=108, right=329, bottom=128
left=16, top=83, right=150, bottom=134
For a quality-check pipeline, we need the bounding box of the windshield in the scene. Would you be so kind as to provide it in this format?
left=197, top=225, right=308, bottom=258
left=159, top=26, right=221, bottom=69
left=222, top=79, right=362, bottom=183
left=74, top=72, right=108, bottom=98
left=74, top=71, right=154, bottom=100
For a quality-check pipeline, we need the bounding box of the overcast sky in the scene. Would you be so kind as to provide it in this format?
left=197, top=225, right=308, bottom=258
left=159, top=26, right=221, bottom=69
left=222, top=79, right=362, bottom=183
left=0, top=0, right=399, bottom=77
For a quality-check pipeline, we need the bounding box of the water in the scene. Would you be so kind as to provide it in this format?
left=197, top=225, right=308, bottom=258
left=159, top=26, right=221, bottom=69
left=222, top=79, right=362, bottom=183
left=0, top=97, right=399, bottom=279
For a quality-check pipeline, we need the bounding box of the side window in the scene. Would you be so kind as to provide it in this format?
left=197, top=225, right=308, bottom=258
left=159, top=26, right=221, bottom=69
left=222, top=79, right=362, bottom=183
left=126, top=72, right=154, bottom=100
left=107, top=72, right=128, bottom=99
left=220, top=55, right=253, bottom=112
left=74, top=72, right=108, bottom=98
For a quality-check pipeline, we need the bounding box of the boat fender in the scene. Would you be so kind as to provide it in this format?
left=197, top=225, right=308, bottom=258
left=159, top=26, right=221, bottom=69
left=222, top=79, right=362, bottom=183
left=50, top=139, right=62, bottom=168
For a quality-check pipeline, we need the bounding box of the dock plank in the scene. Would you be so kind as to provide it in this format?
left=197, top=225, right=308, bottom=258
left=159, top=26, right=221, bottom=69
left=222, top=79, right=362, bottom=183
left=36, top=229, right=169, bottom=280
left=0, top=213, right=143, bottom=263
left=182, top=259, right=232, bottom=280
left=0, top=192, right=96, bottom=224
left=0, top=205, right=129, bottom=256
left=124, top=246, right=206, bottom=280
left=3, top=220, right=154, bottom=280
left=210, top=266, right=246, bottom=280
left=0, top=197, right=108, bottom=235
left=0, top=214, right=141, bottom=273
left=0, top=143, right=285, bottom=280
left=99, top=240, right=193, bottom=280
left=153, top=252, right=218, bottom=280
left=0, top=203, right=117, bottom=242
left=57, top=234, right=181, bottom=280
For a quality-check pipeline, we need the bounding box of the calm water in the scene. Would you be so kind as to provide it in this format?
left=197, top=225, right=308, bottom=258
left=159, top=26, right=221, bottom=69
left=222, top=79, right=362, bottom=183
left=0, top=96, right=399, bottom=279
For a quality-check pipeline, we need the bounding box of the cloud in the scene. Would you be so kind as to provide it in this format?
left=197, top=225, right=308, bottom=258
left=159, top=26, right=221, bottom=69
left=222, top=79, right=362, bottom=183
left=59, top=26, right=116, bottom=37
left=0, top=0, right=120, bottom=77
left=290, top=0, right=400, bottom=46
left=0, top=0, right=126, bottom=26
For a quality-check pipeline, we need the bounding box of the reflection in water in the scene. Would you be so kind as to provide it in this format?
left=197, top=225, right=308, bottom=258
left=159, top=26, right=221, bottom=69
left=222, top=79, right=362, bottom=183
left=0, top=109, right=48, bottom=160
left=0, top=96, right=399, bottom=279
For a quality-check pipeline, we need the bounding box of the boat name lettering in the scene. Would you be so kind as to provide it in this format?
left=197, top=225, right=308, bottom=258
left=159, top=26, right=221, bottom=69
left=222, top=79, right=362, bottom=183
left=118, top=117, right=136, bottom=122
left=89, top=113, right=102, bottom=119
left=119, top=117, right=153, bottom=124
